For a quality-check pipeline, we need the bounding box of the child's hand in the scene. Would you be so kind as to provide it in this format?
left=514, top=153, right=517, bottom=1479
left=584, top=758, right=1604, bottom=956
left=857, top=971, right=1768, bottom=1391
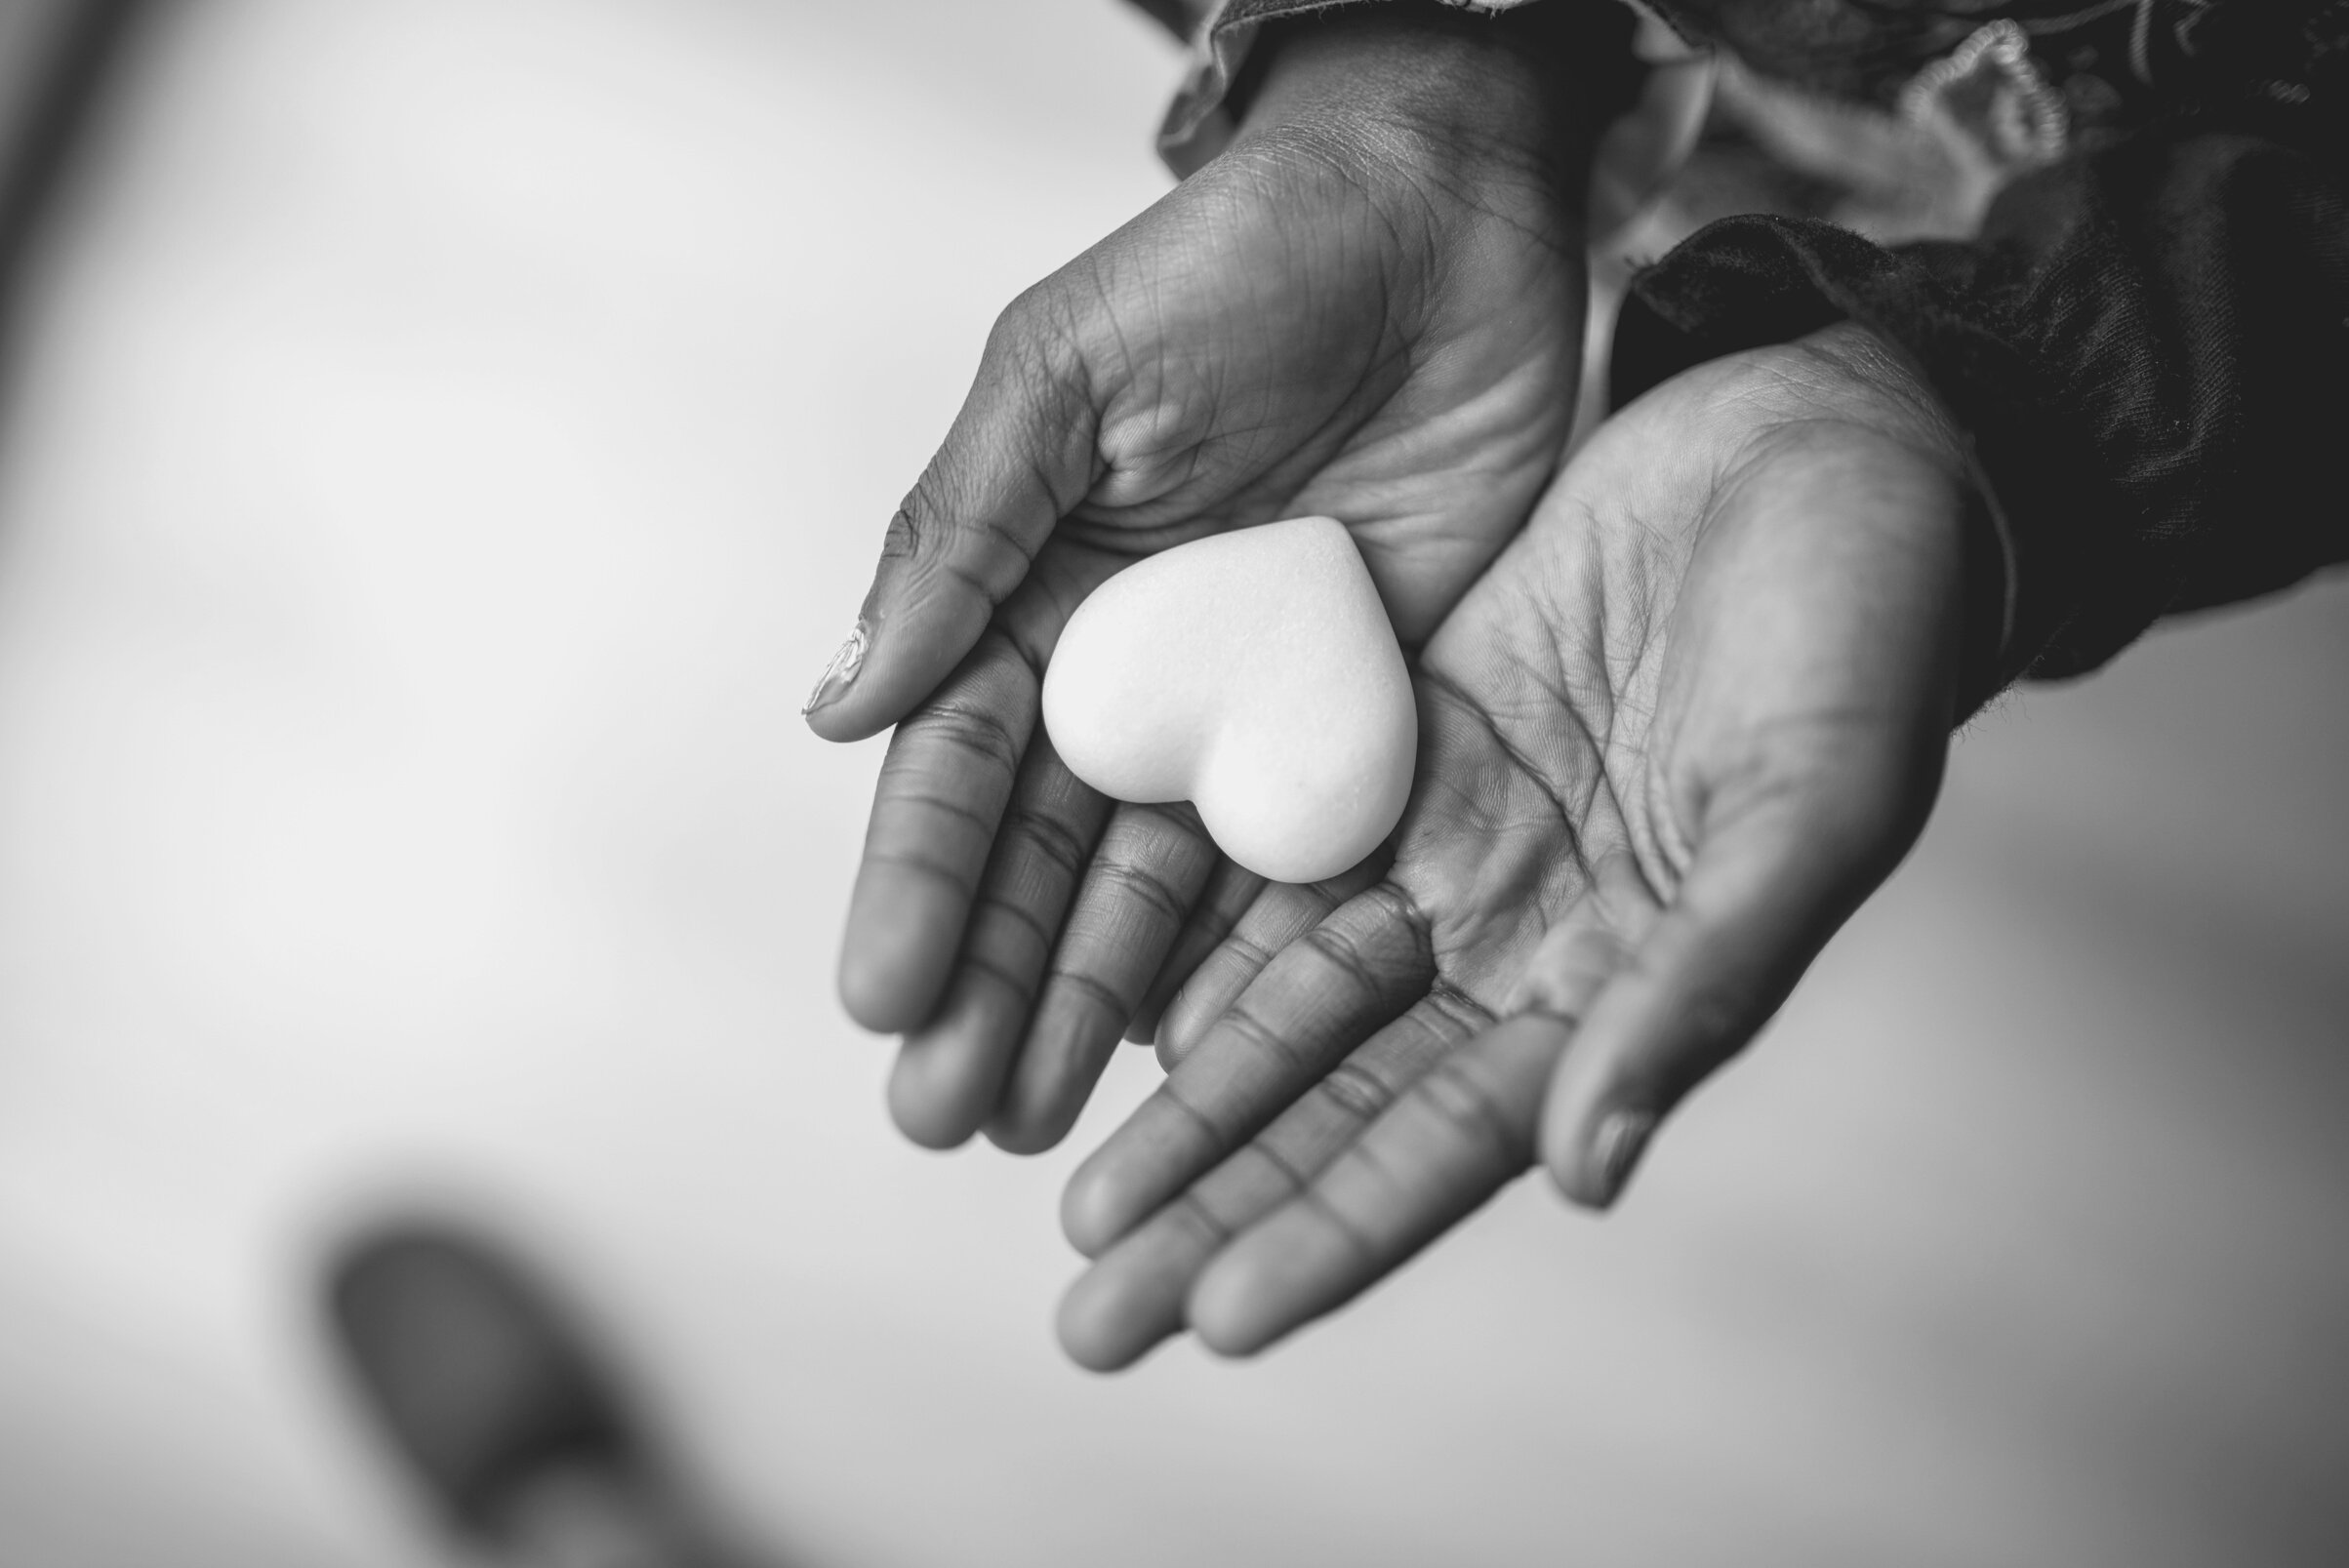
left=807, top=7, right=1600, bottom=1152
left=1055, top=322, right=1991, bottom=1368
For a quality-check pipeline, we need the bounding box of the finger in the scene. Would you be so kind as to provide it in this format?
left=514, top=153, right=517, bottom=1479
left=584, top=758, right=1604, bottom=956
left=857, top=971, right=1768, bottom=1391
left=1187, top=1009, right=1565, bottom=1358
left=837, top=634, right=1039, bottom=1033
left=1123, top=858, right=1267, bottom=1049
left=1060, top=883, right=1434, bottom=1256
left=1057, top=991, right=1484, bottom=1372
left=803, top=289, right=1099, bottom=742
left=1539, top=767, right=1922, bottom=1209
left=1153, top=859, right=1385, bottom=1068
left=986, top=803, right=1222, bottom=1154
left=886, top=738, right=1111, bottom=1148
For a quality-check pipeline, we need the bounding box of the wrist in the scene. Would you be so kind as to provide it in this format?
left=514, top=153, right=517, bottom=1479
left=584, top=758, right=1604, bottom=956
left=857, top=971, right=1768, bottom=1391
left=1233, top=3, right=1601, bottom=203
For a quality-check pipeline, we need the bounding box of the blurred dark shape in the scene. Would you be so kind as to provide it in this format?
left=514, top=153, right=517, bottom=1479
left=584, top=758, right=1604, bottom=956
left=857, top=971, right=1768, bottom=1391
left=327, top=1225, right=785, bottom=1568
left=0, top=0, right=148, bottom=342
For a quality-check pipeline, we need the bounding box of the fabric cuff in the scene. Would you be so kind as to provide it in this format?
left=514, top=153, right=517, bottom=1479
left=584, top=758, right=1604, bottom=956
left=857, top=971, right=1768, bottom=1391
left=1151, top=0, right=1707, bottom=240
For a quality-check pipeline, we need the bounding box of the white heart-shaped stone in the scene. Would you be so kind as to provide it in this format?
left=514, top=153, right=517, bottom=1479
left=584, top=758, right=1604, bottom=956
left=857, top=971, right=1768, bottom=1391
left=1041, top=516, right=1416, bottom=884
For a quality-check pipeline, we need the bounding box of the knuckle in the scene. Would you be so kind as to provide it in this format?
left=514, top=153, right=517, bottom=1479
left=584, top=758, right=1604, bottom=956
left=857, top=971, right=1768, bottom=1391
left=1001, top=801, right=1094, bottom=881
left=1414, top=1059, right=1531, bottom=1167
left=911, top=696, right=1025, bottom=778
left=1294, top=1185, right=1381, bottom=1266
left=878, top=500, right=921, bottom=565
left=1301, top=920, right=1382, bottom=992
left=966, top=889, right=1056, bottom=964
left=1044, top=966, right=1135, bottom=1024
left=1165, top=1190, right=1235, bottom=1250
left=989, top=278, right=1087, bottom=386
left=1316, top=1059, right=1397, bottom=1127
left=1084, top=860, right=1192, bottom=926
left=1213, top=1002, right=1316, bottom=1077
left=1158, top=1077, right=1240, bottom=1153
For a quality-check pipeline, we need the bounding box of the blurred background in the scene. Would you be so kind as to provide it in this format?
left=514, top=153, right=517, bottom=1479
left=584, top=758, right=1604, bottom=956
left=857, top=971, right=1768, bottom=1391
left=0, top=1, right=2342, bottom=1564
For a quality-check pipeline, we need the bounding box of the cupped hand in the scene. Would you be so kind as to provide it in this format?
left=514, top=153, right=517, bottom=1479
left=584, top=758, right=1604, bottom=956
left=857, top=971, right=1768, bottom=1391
left=806, top=6, right=1601, bottom=1152
left=1055, top=322, right=1999, bottom=1369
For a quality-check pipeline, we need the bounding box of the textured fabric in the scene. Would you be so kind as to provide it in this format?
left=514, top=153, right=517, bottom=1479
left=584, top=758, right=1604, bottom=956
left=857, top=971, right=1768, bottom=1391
left=1610, top=3, right=2349, bottom=688
left=1652, top=1, right=2349, bottom=141
left=1613, top=126, right=2349, bottom=690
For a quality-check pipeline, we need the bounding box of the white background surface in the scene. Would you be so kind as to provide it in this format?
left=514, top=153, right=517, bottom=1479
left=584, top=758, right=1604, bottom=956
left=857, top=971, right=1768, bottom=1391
left=0, top=3, right=2343, bottom=1564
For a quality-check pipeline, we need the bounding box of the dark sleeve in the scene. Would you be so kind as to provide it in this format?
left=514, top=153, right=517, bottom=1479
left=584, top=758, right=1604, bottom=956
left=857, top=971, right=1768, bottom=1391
left=1121, top=0, right=1213, bottom=41
left=1609, top=116, right=2349, bottom=695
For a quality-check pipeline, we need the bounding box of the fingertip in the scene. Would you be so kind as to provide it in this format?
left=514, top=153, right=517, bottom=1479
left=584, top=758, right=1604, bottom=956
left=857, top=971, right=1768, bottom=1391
left=1058, top=1201, right=1224, bottom=1372
left=983, top=1098, right=1076, bottom=1156
left=836, top=944, right=947, bottom=1036
left=1540, top=1092, right=1658, bottom=1212
left=886, top=975, right=1032, bottom=1149
left=837, top=884, right=966, bottom=1035
left=885, top=1047, right=985, bottom=1152
left=1153, top=984, right=1221, bottom=1070
left=1054, top=1265, right=1177, bottom=1375
left=1059, top=1097, right=1213, bottom=1255
left=813, top=624, right=992, bottom=746
left=800, top=614, right=882, bottom=742
left=1187, top=1257, right=1285, bottom=1360
left=1059, top=1161, right=1124, bottom=1258
left=800, top=692, right=888, bottom=745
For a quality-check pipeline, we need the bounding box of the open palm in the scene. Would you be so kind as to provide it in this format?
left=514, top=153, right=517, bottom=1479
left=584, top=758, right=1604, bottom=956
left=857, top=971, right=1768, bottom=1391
left=805, top=11, right=1599, bottom=1152
left=1055, top=324, right=1995, bottom=1369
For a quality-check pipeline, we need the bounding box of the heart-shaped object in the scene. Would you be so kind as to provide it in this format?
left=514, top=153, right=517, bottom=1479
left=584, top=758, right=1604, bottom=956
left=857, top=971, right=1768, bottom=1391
left=1042, top=516, right=1416, bottom=884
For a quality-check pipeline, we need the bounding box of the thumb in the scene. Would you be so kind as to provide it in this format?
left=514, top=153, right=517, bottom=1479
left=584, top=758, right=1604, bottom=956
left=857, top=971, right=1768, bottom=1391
left=1537, top=736, right=1939, bottom=1210
left=803, top=290, right=1100, bottom=742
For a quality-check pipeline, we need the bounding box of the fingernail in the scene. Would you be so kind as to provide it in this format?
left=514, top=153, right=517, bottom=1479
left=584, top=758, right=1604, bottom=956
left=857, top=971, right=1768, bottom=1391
left=1586, top=1108, right=1656, bottom=1208
left=801, top=619, right=870, bottom=717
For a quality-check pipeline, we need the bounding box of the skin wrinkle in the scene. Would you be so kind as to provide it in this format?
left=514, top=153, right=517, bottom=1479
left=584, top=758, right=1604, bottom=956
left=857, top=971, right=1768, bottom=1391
left=1077, top=122, right=1557, bottom=570
left=1297, top=887, right=1433, bottom=996
left=1002, top=551, right=1118, bottom=669
left=870, top=784, right=1001, bottom=838
left=1412, top=1053, right=1533, bottom=1167
left=1167, top=1191, right=1236, bottom=1252
left=1415, top=663, right=1585, bottom=827
left=1323, top=1114, right=1422, bottom=1215
left=1195, top=999, right=1312, bottom=1087
left=856, top=845, right=986, bottom=898
left=1314, top=1056, right=1400, bottom=1126
left=1080, top=853, right=1204, bottom=929
left=1193, top=1155, right=1296, bottom=1239
left=1288, top=1184, right=1385, bottom=1270
left=898, top=696, right=1026, bottom=779
left=1421, top=977, right=1494, bottom=1036
left=877, top=503, right=918, bottom=566
left=1403, top=675, right=1600, bottom=988
left=1563, top=506, right=1692, bottom=897
left=994, top=804, right=1095, bottom=884
left=972, top=812, right=1103, bottom=922
left=959, top=902, right=1053, bottom=972
left=1241, top=1134, right=1318, bottom=1197
left=954, top=951, right=1042, bottom=1009
left=1156, top=876, right=1370, bottom=1060
left=1154, top=1074, right=1240, bottom=1156
left=1136, top=864, right=1267, bottom=1025
left=1037, top=968, right=1140, bottom=1028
